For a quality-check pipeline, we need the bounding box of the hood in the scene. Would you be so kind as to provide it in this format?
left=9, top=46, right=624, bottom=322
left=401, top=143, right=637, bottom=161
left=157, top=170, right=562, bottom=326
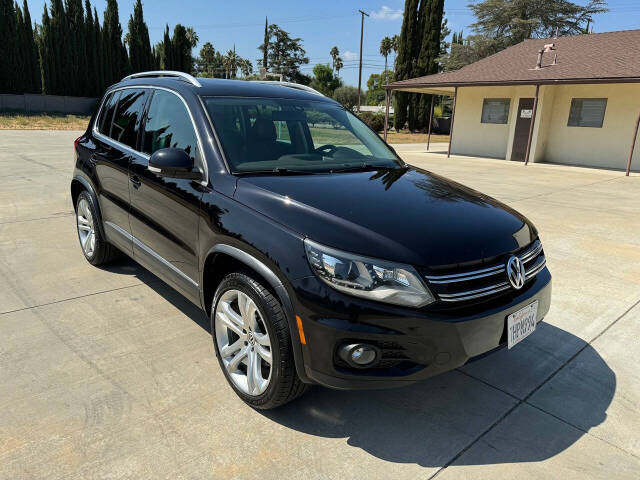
left=234, top=167, right=537, bottom=268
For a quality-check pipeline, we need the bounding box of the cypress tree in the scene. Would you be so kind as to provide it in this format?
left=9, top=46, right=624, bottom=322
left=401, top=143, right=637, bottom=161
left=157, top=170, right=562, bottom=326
left=127, top=0, right=153, bottom=73
left=84, top=1, right=97, bottom=96
left=411, top=0, right=444, bottom=130
left=15, top=3, right=26, bottom=92
left=0, top=0, right=19, bottom=93
left=21, top=0, right=41, bottom=93
left=94, top=6, right=105, bottom=92
left=393, top=0, right=420, bottom=130
left=394, top=0, right=445, bottom=131
left=262, top=16, right=268, bottom=68
left=49, top=0, right=67, bottom=95
left=37, top=4, right=53, bottom=94
left=161, top=24, right=172, bottom=69
left=103, top=0, right=127, bottom=86
left=171, top=24, right=191, bottom=73
left=65, top=0, right=89, bottom=95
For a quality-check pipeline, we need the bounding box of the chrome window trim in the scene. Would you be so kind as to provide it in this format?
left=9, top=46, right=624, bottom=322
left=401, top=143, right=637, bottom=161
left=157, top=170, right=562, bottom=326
left=92, top=85, right=209, bottom=186
left=197, top=95, right=231, bottom=174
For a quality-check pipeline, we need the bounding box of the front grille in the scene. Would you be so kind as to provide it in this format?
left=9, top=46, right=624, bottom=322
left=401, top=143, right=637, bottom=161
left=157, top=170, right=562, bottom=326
left=425, top=240, right=546, bottom=303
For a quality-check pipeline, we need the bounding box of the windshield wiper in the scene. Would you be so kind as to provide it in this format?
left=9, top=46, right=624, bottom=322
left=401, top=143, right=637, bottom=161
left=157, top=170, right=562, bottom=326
left=235, top=168, right=317, bottom=176
left=328, top=163, right=406, bottom=173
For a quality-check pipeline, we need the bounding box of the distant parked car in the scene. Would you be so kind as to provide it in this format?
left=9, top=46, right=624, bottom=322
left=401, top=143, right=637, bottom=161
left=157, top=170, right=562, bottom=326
left=71, top=71, right=551, bottom=409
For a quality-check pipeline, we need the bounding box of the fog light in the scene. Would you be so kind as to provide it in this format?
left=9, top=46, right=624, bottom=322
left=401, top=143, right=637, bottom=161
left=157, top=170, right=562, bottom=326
left=338, top=343, right=380, bottom=368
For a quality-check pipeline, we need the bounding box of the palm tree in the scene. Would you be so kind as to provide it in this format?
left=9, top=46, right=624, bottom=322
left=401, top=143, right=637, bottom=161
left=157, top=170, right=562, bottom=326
left=185, top=27, right=199, bottom=49
left=330, top=46, right=339, bottom=73
left=224, top=48, right=239, bottom=78
left=391, top=34, right=400, bottom=68
left=380, top=36, right=393, bottom=84
left=239, top=58, right=253, bottom=77
left=334, top=57, right=343, bottom=76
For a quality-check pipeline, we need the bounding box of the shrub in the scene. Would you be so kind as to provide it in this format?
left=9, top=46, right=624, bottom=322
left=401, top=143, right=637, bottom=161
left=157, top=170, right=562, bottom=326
left=357, top=111, right=386, bottom=132
left=333, top=86, right=364, bottom=111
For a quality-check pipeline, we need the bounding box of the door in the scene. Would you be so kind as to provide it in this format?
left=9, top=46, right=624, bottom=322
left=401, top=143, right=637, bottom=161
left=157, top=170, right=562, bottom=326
left=93, top=89, right=148, bottom=253
left=129, top=89, right=203, bottom=302
left=511, top=98, right=534, bottom=162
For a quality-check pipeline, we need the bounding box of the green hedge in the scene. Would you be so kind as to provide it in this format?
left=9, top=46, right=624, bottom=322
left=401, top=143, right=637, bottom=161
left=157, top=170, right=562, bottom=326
left=357, top=111, right=387, bottom=132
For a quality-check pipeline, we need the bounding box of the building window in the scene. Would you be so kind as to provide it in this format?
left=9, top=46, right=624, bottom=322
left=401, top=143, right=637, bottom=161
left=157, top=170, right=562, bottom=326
left=481, top=98, right=510, bottom=124
left=568, top=98, right=607, bottom=128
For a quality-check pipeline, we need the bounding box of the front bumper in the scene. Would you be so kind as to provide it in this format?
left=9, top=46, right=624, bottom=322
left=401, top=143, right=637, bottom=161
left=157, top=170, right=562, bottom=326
left=291, top=268, right=552, bottom=389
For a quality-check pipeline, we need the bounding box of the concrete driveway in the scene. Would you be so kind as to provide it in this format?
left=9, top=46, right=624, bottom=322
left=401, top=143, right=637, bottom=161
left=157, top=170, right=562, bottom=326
left=1, top=130, right=639, bottom=480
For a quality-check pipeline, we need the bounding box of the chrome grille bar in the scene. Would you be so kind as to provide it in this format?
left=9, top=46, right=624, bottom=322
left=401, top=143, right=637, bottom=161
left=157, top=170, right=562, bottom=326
left=425, top=240, right=546, bottom=303
left=438, top=282, right=511, bottom=302
left=520, top=241, right=542, bottom=263
left=425, top=264, right=504, bottom=284
left=425, top=240, right=542, bottom=285
left=525, top=256, right=546, bottom=280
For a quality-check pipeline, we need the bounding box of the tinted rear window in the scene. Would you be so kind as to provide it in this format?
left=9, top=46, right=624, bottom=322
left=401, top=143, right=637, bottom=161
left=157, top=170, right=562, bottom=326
left=110, top=89, right=148, bottom=148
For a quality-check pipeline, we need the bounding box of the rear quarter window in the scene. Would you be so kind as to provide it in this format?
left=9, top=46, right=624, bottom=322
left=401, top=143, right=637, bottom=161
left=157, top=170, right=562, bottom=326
left=96, top=92, right=119, bottom=136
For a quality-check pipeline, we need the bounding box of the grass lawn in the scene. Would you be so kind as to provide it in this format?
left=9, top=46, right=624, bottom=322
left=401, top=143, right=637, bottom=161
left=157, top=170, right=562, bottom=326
left=0, top=112, right=90, bottom=130
left=308, top=125, right=450, bottom=146
left=382, top=131, right=449, bottom=144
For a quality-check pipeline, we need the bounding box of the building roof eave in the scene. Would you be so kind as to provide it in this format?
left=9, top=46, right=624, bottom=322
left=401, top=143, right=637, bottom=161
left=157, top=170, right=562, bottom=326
left=386, top=76, right=640, bottom=94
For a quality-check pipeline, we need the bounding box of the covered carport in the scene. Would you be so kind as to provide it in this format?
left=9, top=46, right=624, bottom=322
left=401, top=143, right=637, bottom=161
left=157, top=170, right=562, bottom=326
left=383, top=30, right=640, bottom=176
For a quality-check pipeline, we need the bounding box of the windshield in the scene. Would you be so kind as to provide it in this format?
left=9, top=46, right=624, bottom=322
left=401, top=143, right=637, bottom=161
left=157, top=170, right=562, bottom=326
left=203, top=97, right=401, bottom=173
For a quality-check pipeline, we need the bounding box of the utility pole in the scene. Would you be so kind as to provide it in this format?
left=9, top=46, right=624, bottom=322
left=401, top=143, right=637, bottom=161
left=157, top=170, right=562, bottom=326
left=357, top=9, right=369, bottom=113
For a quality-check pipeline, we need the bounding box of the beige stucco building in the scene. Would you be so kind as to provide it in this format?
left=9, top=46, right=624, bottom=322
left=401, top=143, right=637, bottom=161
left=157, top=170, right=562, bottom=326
left=386, top=30, right=640, bottom=173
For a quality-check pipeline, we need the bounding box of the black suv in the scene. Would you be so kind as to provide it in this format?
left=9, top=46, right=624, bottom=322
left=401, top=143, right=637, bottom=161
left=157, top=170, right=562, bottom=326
left=72, top=71, right=551, bottom=409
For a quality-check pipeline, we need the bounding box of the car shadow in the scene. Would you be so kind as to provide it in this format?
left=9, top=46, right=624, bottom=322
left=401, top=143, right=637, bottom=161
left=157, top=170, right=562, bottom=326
left=106, top=257, right=615, bottom=468
left=263, top=323, right=614, bottom=467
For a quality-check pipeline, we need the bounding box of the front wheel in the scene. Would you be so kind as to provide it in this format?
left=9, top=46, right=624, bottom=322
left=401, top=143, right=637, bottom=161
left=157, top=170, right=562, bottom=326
left=211, top=272, right=309, bottom=409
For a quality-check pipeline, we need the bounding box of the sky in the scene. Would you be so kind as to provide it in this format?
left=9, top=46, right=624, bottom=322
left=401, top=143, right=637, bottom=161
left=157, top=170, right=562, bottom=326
left=26, top=0, right=640, bottom=87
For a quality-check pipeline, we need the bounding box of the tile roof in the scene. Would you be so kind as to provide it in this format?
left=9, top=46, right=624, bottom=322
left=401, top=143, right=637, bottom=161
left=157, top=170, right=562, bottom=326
left=389, top=29, right=640, bottom=89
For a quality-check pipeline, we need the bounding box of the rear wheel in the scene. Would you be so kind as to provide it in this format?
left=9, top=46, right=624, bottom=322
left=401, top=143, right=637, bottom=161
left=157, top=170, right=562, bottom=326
left=211, top=272, right=309, bottom=409
left=75, top=191, right=117, bottom=266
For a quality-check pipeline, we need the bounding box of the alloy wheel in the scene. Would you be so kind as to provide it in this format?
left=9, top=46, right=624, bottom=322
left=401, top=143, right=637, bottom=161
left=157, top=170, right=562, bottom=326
left=76, top=198, right=96, bottom=257
left=214, top=289, right=273, bottom=396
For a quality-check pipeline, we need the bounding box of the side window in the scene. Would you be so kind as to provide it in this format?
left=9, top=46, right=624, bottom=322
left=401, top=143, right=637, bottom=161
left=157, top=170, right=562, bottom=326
left=110, top=89, right=148, bottom=148
left=97, top=91, right=119, bottom=136
left=273, top=120, right=291, bottom=143
left=568, top=98, right=607, bottom=128
left=142, top=90, right=198, bottom=160
left=481, top=98, right=510, bottom=124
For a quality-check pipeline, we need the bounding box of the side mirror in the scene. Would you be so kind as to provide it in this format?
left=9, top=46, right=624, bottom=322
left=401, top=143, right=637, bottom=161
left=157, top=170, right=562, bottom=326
left=148, top=148, right=201, bottom=180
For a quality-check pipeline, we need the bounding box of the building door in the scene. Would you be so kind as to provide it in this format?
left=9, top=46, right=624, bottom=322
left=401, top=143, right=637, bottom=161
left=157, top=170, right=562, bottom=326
left=511, top=98, right=534, bottom=162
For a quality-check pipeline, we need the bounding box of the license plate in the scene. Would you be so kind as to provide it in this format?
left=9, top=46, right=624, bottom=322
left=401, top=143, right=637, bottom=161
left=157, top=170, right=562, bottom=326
left=507, top=300, right=538, bottom=349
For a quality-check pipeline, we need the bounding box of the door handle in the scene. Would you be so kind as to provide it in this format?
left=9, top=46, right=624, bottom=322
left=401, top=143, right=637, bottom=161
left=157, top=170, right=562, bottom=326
left=130, top=175, right=142, bottom=189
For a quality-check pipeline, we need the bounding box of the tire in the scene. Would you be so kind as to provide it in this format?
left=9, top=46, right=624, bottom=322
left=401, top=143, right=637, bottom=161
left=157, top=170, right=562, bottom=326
left=75, top=190, right=117, bottom=266
left=211, top=272, right=310, bottom=409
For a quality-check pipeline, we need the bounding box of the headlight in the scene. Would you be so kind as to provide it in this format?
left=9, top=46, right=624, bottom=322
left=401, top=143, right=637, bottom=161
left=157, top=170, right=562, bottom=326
left=304, top=239, right=435, bottom=308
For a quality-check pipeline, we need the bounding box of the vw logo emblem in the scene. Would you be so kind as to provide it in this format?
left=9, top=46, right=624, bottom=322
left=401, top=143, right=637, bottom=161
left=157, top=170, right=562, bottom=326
left=506, top=255, right=526, bottom=290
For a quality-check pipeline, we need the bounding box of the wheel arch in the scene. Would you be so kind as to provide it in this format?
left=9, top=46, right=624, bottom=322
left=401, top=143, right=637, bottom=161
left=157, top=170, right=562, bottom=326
left=201, top=244, right=310, bottom=383
left=71, top=175, right=106, bottom=238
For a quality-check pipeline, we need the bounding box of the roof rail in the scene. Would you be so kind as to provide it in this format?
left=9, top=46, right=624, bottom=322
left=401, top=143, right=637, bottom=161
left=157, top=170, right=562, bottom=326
left=251, top=80, right=324, bottom=96
left=121, top=70, right=202, bottom=88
